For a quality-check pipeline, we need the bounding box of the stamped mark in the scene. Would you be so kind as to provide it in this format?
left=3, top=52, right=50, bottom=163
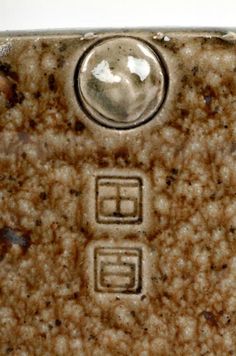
left=96, top=176, right=143, bottom=224
left=94, top=246, right=143, bottom=294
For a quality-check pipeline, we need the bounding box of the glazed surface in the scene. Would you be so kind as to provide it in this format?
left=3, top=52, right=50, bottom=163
left=0, top=31, right=236, bottom=355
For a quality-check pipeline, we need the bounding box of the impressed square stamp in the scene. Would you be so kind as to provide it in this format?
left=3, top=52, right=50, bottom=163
left=94, top=246, right=143, bottom=294
left=95, top=176, right=143, bottom=224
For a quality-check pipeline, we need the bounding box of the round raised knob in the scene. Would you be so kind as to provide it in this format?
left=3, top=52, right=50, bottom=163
left=75, top=37, right=167, bottom=129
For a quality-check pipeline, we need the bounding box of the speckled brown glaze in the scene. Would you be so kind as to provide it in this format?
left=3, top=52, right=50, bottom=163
left=0, top=31, right=236, bottom=355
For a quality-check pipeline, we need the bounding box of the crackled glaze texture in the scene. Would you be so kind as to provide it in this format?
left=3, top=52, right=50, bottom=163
left=0, top=31, right=236, bottom=355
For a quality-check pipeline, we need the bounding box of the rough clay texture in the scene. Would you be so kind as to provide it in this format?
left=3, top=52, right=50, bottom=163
left=0, top=32, right=236, bottom=355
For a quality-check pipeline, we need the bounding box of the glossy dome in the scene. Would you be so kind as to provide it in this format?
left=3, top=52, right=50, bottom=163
left=76, top=37, right=166, bottom=129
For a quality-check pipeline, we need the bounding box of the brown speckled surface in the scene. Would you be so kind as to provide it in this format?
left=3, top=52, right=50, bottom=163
left=0, top=31, right=236, bottom=355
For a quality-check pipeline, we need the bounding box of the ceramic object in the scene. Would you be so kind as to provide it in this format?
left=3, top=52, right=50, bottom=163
left=0, top=30, right=236, bottom=355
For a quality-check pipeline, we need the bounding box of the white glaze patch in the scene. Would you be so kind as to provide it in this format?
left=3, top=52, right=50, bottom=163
left=127, top=56, right=150, bottom=81
left=92, top=60, right=121, bottom=83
